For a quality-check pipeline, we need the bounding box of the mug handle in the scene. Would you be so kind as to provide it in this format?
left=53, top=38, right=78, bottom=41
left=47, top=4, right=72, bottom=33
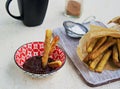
left=6, top=0, right=22, bottom=20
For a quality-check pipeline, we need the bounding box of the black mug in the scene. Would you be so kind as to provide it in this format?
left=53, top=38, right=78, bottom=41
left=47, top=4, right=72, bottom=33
left=6, top=0, right=49, bottom=26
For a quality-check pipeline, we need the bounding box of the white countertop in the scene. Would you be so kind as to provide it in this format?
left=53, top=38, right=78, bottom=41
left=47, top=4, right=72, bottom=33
left=0, top=0, right=120, bottom=89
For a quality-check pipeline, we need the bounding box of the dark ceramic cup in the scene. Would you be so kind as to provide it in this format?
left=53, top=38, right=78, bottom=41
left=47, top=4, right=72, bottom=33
left=6, top=0, right=49, bottom=26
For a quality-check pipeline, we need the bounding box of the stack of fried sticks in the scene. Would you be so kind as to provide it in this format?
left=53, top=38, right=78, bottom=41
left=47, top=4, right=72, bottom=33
left=42, top=29, right=62, bottom=69
left=83, top=36, right=120, bottom=73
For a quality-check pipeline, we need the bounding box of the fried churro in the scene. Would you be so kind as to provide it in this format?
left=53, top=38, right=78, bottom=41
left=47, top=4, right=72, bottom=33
left=42, top=29, right=52, bottom=68
left=89, top=39, right=116, bottom=60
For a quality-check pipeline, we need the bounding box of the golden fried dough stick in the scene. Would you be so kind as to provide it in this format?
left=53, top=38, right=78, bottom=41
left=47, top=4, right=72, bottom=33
left=42, top=29, right=52, bottom=68
left=113, top=45, right=119, bottom=62
left=113, top=45, right=120, bottom=67
left=89, top=54, right=103, bottom=70
left=48, top=60, right=62, bottom=68
left=89, top=39, right=116, bottom=60
left=95, top=50, right=112, bottom=73
left=93, top=37, right=107, bottom=52
left=49, top=36, right=59, bottom=55
left=117, top=39, right=120, bottom=58
left=87, top=39, right=98, bottom=53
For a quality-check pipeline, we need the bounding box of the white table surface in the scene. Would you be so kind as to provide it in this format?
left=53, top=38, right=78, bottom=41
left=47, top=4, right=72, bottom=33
left=0, top=0, right=120, bottom=89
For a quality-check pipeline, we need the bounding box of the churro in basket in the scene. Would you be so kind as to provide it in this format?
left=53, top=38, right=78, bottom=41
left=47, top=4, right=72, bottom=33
left=77, top=25, right=120, bottom=73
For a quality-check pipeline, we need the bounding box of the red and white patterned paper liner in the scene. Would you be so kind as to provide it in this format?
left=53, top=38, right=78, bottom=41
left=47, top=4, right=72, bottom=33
left=14, top=42, right=66, bottom=69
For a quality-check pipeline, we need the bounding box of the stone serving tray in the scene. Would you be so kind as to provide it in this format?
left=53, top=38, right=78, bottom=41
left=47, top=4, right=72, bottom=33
left=53, top=27, right=120, bottom=87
